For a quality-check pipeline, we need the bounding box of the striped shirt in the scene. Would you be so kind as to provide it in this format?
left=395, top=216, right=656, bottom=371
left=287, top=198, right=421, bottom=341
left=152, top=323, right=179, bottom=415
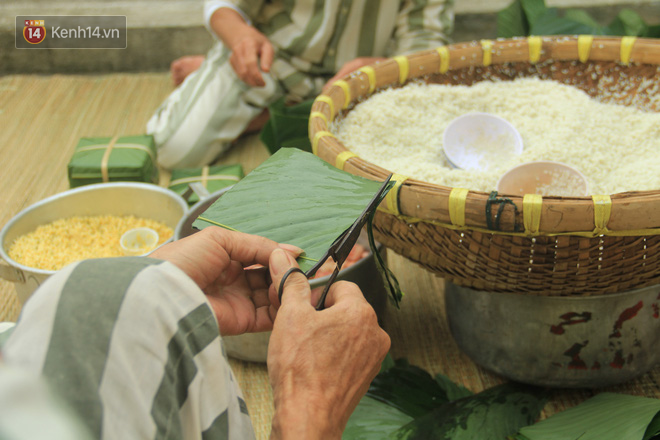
left=0, top=258, right=254, bottom=440
left=205, top=0, right=455, bottom=75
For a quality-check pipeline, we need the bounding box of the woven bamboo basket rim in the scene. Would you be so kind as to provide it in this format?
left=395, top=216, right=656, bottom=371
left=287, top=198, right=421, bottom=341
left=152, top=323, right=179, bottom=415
left=309, top=35, right=660, bottom=239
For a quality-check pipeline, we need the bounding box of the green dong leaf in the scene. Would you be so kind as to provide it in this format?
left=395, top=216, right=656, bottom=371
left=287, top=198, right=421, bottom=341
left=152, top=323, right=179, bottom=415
left=497, top=0, right=529, bottom=38
left=521, top=0, right=549, bottom=28
left=530, top=9, right=604, bottom=36
left=192, top=148, right=396, bottom=290
left=644, top=410, right=660, bottom=440
left=343, top=397, right=413, bottom=440
left=517, top=393, right=660, bottom=440
left=392, top=382, right=547, bottom=440
left=366, top=358, right=451, bottom=418
left=607, top=8, right=649, bottom=36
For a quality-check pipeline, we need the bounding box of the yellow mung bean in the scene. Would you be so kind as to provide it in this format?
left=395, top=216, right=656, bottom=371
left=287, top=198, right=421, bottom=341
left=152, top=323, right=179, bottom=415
left=8, top=215, right=173, bottom=271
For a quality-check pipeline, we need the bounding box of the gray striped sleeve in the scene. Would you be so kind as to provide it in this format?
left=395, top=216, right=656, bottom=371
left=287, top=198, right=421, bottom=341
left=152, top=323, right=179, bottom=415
left=3, top=257, right=255, bottom=440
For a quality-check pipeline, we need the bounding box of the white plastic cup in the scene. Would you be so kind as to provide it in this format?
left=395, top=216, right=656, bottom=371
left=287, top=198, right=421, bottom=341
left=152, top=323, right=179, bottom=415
left=120, top=227, right=159, bottom=256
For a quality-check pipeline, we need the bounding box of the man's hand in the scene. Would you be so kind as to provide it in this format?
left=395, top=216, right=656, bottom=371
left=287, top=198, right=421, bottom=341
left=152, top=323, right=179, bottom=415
left=210, top=7, right=275, bottom=87
left=150, top=227, right=301, bottom=335
left=266, top=248, right=391, bottom=439
left=323, top=57, right=387, bottom=92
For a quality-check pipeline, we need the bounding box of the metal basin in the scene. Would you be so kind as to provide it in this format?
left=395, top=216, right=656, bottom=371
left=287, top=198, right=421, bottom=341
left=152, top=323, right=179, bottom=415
left=175, top=186, right=388, bottom=363
left=0, top=183, right=188, bottom=305
left=445, top=281, right=660, bottom=388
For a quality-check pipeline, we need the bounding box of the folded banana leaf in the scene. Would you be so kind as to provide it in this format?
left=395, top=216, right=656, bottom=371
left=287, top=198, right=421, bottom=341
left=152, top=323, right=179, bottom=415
left=192, top=148, right=401, bottom=303
left=513, top=392, right=660, bottom=440
left=344, top=357, right=548, bottom=440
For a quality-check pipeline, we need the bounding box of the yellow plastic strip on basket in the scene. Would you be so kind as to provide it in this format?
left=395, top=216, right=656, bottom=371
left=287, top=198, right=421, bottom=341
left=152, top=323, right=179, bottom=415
left=523, top=194, right=543, bottom=235
left=528, top=36, right=542, bottom=63
left=358, top=66, right=377, bottom=94
left=620, top=36, right=637, bottom=65
left=308, top=111, right=328, bottom=133
left=314, top=95, right=335, bottom=119
left=335, top=151, right=358, bottom=170
left=592, top=195, right=612, bottom=234
left=393, top=55, right=409, bottom=84
left=577, top=35, right=594, bottom=63
left=481, top=39, right=494, bottom=66
left=333, top=80, right=351, bottom=109
left=448, top=188, right=469, bottom=227
left=380, top=173, right=409, bottom=215
left=394, top=211, right=660, bottom=238
left=436, top=46, right=450, bottom=73
left=311, top=131, right=335, bottom=156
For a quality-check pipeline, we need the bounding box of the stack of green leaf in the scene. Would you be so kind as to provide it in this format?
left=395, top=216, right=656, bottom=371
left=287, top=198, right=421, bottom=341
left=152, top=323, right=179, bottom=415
left=192, top=148, right=401, bottom=303
left=498, top=0, right=660, bottom=38
left=344, top=356, right=660, bottom=440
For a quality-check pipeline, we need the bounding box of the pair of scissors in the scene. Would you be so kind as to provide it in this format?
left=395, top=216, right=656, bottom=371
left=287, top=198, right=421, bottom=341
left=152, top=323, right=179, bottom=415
left=277, top=174, right=393, bottom=310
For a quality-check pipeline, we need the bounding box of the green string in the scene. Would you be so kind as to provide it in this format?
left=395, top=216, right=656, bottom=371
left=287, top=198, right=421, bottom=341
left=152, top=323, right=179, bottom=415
left=485, top=191, right=521, bottom=232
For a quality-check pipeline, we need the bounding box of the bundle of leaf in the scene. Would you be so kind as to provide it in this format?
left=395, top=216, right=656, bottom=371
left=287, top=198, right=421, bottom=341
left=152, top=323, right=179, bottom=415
left=498, top=0, right=660, bottom=38
left=343, top=356, right=548, bottom=439
left=192, top=148, right=402, bottom=305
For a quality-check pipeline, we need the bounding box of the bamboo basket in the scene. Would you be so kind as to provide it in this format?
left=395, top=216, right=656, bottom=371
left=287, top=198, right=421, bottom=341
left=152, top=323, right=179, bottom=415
left=309, top=35, right=660, bottom=296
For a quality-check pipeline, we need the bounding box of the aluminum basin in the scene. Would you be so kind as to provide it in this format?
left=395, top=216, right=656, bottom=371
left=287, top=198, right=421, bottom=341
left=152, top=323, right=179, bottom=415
left=0, top=183, right=188, bottom=305
left=445, top=281, right=660, bottom=388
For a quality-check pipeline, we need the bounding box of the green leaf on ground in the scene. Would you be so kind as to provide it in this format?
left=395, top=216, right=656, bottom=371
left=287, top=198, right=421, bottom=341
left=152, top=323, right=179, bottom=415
left=366, top=359, right=451, bottom=418
left=392, top=382, right=548, bottom=440
left=521, top=0, right=549, bottom=28
left=497, top=0, right=529, bottom=38
left=434, top=373, right=474, bottom=402
left=515, top=393, right=660, bottom=440
left=643, top=410, right=660, bottom=440
left=530, top=10, right=602, bottom=35
left=608, top=9, right=649, bottom=36
left=343, top=396, right=413, bottom=440
left=344, top=358, right=546, bottom=440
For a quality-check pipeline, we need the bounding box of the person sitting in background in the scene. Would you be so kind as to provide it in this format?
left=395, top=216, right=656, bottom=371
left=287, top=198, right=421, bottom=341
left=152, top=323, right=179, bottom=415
left=0, top=227, right=390, bottom=439
left=147, top=0, right=454, bottom=169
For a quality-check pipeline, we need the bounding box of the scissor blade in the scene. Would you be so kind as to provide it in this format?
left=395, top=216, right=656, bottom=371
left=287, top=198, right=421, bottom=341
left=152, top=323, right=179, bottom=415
left=303, top=174, right=393, bottom=279
left=331, top=174, right=393, bottom=269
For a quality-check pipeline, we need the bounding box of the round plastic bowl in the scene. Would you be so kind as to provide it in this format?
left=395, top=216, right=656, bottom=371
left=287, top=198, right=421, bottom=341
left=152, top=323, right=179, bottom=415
left=443, top=112, right=523, bottom=171
left=120, top=227, right=160, bottom=256
left=497, top=161, right=589, bottom=197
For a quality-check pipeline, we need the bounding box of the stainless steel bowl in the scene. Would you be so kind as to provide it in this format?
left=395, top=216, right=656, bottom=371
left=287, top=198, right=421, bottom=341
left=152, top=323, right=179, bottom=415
left=0, top=183, right=188, bottom=305
left=445, top=281, right=660, bottom=388
left=175, top=186, right=388, bottom=362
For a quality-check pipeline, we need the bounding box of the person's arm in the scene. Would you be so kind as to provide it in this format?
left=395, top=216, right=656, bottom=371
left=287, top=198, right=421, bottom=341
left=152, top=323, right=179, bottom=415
left=391, top=0, right=454, bottom=55
left=206, top=1, right=274, bottom=87
left=266, top=249, right=391, bottom=439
